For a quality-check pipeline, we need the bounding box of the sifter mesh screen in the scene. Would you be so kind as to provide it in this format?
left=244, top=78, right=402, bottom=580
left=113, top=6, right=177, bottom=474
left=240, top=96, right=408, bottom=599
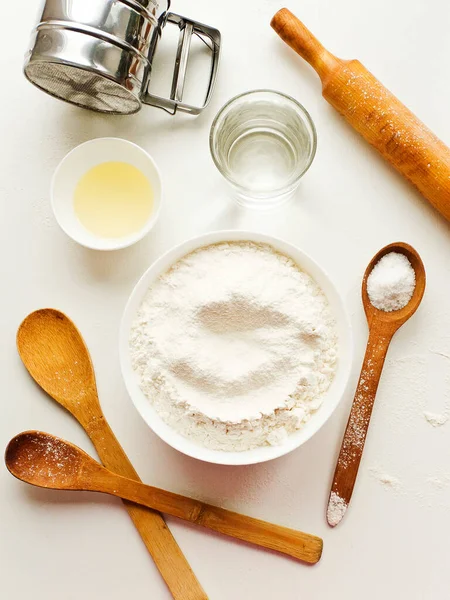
left=24, top=62, right=141, bottom=114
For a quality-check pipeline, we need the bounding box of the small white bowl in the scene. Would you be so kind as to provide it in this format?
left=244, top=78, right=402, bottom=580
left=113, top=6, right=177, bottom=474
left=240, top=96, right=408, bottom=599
left=51, top=138, right=162, bottom=251
left=120, top=231, right=353, bottom=465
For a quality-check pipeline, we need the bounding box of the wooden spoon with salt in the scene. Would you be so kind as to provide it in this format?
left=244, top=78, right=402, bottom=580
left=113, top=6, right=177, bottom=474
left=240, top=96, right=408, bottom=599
left=5, top=430, right=324, bottom=564
left=327, top=242, right=425, bottom=527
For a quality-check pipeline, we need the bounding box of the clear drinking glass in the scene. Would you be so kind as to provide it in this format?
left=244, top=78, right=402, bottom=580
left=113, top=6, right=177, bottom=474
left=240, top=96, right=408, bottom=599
left=210, top=90, right=317, bottom=209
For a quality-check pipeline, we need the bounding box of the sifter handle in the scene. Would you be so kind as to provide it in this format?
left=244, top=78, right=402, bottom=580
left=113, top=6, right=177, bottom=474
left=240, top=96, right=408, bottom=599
left=144, top=14, right=221, bottom=115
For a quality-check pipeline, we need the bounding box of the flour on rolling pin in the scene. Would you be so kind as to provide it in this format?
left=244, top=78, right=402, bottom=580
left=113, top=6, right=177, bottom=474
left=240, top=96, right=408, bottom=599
left=271, top=9, right=450, bottom=222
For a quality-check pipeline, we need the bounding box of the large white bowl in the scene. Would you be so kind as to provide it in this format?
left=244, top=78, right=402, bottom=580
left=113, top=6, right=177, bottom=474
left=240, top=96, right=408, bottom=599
left=120, top=231, right=353, bottom=465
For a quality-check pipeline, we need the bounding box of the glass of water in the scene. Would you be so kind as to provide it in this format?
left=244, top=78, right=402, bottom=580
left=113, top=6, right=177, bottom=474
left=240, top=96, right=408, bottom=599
left=209, top=90, right=317, bottom=209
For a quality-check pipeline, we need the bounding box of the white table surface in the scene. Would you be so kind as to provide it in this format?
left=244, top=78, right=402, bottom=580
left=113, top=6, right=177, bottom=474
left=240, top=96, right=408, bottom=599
left=2, top=1, right=450, bottom=598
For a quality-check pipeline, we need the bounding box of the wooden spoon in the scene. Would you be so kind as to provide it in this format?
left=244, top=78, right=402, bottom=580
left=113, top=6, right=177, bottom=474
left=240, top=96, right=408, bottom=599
left=5, top=431, right=324, bottom=564
left=327, top=242, right=425, bottom=527
left=17, top=309, right=206, bottom=600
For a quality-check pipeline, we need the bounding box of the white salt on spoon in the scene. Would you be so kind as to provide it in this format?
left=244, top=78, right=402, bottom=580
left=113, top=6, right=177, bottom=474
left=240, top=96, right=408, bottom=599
left=367, top=251, right=416, bottom=312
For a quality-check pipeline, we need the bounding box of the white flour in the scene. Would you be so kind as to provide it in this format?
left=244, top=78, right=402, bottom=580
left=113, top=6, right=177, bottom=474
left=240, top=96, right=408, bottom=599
left=327, top=491, right=347, bottom=527
left=130, top=242, right=338, bottom=451
left=423, top=411, right=448, bottom=427
left=369, top=465, right=401, bottom=488
left=367, top=251, right=416, bottom=312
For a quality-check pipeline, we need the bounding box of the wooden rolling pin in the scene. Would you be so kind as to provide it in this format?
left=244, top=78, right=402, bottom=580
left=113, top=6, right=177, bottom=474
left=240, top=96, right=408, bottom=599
left=271, top=9, right=450, bottom=221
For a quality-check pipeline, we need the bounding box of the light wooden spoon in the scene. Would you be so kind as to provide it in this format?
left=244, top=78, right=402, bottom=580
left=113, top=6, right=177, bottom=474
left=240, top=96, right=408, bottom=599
left=17, top=309, right=206, bottom=600
left=5, top=431, right=324, bottom=564
left=327, top=242, right=425, bottom=527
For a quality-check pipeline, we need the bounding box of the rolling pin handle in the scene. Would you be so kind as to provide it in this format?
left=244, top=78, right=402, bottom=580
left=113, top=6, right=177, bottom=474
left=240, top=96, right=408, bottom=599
left=271, top=8, right=342, bottom=81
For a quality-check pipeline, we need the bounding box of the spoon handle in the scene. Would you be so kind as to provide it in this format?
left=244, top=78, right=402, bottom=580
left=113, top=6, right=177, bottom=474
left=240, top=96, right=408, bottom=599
left=327, top=323, right=394, bottom=527
left=87, top=418, right=208, bottom=600
left=97, top=471, right=323, bottom=564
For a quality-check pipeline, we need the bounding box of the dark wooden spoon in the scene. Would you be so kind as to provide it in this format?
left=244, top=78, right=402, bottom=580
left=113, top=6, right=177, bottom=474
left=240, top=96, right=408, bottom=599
left=327, top=242, right=425, bottom=527
left=5, top=431, right=324, bottom=565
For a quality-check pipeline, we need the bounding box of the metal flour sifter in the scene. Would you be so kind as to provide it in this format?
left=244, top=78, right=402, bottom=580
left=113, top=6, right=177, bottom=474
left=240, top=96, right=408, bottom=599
left=24, top=0, right=221, bottom=115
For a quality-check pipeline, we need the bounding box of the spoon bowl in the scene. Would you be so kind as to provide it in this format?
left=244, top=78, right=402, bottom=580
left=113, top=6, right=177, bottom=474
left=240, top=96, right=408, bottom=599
left=5, top=431, right=86, bottom=489
left=17, top=309, right=100, bottom=421
left=362, top=242, right=426, bottom=330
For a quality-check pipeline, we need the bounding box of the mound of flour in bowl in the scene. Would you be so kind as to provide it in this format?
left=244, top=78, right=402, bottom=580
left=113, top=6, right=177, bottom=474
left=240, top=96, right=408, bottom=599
left=130, top=242, right=338, bottom=451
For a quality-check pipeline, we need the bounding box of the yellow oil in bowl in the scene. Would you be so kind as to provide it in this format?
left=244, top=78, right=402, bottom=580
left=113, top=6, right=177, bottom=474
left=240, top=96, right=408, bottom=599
left=74, top=161, right=154, bottom=238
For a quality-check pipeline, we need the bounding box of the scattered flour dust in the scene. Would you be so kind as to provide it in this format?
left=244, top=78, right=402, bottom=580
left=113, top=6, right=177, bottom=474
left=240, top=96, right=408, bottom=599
left=369, top=464, right=401, bottom=489
left=327, top=491, right=347, bottom=526
left=423, top=411, right=448, bottom=427
left=130, top=241, right=338, bottom=451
